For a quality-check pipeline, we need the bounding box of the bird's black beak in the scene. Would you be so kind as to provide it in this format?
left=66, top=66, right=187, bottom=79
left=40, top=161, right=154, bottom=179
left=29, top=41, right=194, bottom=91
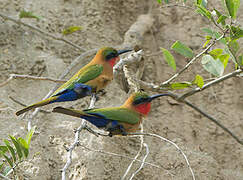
left=117, top=49, right=132, bottom=55
left=147, top=94, right=170, bottom=102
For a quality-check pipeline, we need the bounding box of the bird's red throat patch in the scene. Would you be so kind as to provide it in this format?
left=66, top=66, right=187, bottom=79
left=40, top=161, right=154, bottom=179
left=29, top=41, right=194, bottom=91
left=135, top=103, right=151, bottom=116
left=109, top=57, right=119, bottom=67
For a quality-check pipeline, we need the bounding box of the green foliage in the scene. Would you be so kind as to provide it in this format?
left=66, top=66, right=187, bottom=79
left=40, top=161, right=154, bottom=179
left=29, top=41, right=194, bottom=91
left=19, top=10, right=41, bottom=20
left=195, top=4, right=212, bottom=20
left=193, top=75, right=204, bottom=88
left=62, top=26, right=82, bottom=35
left=161, top=48, right=176, bottom=71
left=201, top=55, right=224, bottom=76
left=162, top=82, right=192, bottom=90
left=202, top=28, right=227, bottom=44
left=171, top=41, right=194, bottom=58
left=224, top=0, right=240, bottom=19
left=230, top=26, right=243, bottom=40
left=0, top=129, right=34, bottom=176
left=219, top=54, right=229, bottom=68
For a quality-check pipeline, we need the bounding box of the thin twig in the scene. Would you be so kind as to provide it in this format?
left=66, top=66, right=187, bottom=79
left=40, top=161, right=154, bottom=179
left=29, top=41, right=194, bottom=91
left=61, top=94, right=96, bottom=180
left=129, top=143, right=150, bottom=180
left=129, top=132, right=195, bottom=180
left=183, top=99, right=243, bottom=145
left=121, top=125, right=145, bottom=180
left=179, top=69, right=242, bottom=100
left=78, top=144, right=169, bottom=172
left=160, top=4, right=195, bottom=10
left=0, top=12, right=86, bottom=51
left=161, top=34, right=225, bottom=85
left=0, top=74, right=66, bottom=88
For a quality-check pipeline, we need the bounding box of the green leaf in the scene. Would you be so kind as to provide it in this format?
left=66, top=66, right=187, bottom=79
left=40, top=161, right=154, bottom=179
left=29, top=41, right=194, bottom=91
left=2, top=166, right=11, bottom=176
left=217, top=15, right=227, bottom=25
left=193, top=75, right=204, bottom=88
left=203, top=39, right=211, bottom=48
left=202, top=28, right=227, bottom=44
left=0, top=162, right=4, bottom=170
left=209, top=48, right=223, bottom=59
left=62, top=26, right=82, bottom=35
left=2, top=154, right=13, bottom=167
left=225, top=47, right=237, bottom=64
left=171, top=41, right=194, bottom=58
left=157, top=0, right=162, bottom=3
left=238, top=55, right=243, bottom=65
left=0, top=146, right=8, bottom=154
left=224, top=0, right=240, bottom=19
left=25, top=128, right=35, bottom=147
left=161, top=48, right=176, bottom=71
left=201, top=55, right=224, bottom=76
left=19, top=10, right=41, bottom=20
left=164, top=0, right=169, bottom=3
left=9, top=136, right=23, bottom=160
left=169, top=82, right=192, bottom=90
left=228, top=39, right=239, bottom=55
left=230, top=26, right=243, bottom=40
left=196, top=4, right=212, bottom=20
left=4, top=140, right=16, bottom=162
left=219, top=54, right=229, bottom=68
left=18, top=138, right=29, bottom=158
left=197, top=0, right=207, bottom=8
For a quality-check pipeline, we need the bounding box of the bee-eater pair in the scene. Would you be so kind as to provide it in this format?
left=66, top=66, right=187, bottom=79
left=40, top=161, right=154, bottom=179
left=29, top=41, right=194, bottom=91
left=16, top=47, right=168, bottom=136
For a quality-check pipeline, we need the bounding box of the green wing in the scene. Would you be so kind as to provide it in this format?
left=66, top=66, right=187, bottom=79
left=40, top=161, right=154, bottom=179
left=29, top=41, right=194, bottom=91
left=53, top=64, right=103, bottom=96
left=84, top=107, right=140, bottom=124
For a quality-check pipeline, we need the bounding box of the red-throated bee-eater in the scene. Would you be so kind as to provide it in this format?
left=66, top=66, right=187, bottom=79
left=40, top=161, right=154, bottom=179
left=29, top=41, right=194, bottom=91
left=52, top=92, right=169, bottom=136
left=16, top=47, right=132, bottom=116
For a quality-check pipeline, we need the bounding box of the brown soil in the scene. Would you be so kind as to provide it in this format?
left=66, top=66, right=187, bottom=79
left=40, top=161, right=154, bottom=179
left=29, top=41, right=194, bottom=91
left=0, top=0, right=243, bottom=180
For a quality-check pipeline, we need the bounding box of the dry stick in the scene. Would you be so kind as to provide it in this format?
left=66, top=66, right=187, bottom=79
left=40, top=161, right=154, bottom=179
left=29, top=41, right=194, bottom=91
left=183, top=100, right=243, bottom=145
left=129, top=132, right=195, bottom=180
left=0, top=12, right=85, bottom=51
left=61, top=95, right=96, bottom=180
left=161, top=34, right=225, bottom=85
left=121, top=125, right=146, bottom=180
left=178, top=69, right=243, bottom=100
left=78, top=144, right=170, bottom=172
left=26, top=49, right=97, bottom=131
left=0, top=74, right=66, bottom=88
left=129, top=143, right=150, bottom=180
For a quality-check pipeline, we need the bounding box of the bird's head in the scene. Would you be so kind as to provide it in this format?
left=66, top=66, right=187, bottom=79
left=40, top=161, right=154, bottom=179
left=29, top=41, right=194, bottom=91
left=123, top=91, right=169, bottom=116
left=98, top=47, right=132, bottom=67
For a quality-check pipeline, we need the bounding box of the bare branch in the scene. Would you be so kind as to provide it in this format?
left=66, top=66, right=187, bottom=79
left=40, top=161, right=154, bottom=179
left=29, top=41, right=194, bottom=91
left=129, top=132, right=195, bottom=180
left=0, top=74, right=66, bottom=88
left=129, top=143, right=150, bottom=180
left=161, top=34, right=225, bottom=85
left=179, top=69, right=242, bottom=100
left=121, top=125, right=145, bottom=180
left=61, top=94, right=96, bottom=180
left=78, top=143, right=171, bottom=173
left=0, top=12, right=86, bottom=51
left=183, top=99, right=243, bottom=145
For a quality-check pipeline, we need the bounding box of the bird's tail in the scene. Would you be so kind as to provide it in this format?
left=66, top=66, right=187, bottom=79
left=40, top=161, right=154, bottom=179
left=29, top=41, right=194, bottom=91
left=16, top=96, right=58, bottom=116
left=52, top=107, right=86, bottom=118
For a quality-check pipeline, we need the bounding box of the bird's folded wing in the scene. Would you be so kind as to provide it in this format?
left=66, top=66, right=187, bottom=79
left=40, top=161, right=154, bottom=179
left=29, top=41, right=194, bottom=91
left=84, top=107, right=140, bottom=124
left=52, top=64, right=103, bottom=96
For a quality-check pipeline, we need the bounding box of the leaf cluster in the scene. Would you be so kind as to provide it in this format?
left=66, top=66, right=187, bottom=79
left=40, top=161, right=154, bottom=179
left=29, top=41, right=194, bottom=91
left=0, top=129, right=34, bottom=176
